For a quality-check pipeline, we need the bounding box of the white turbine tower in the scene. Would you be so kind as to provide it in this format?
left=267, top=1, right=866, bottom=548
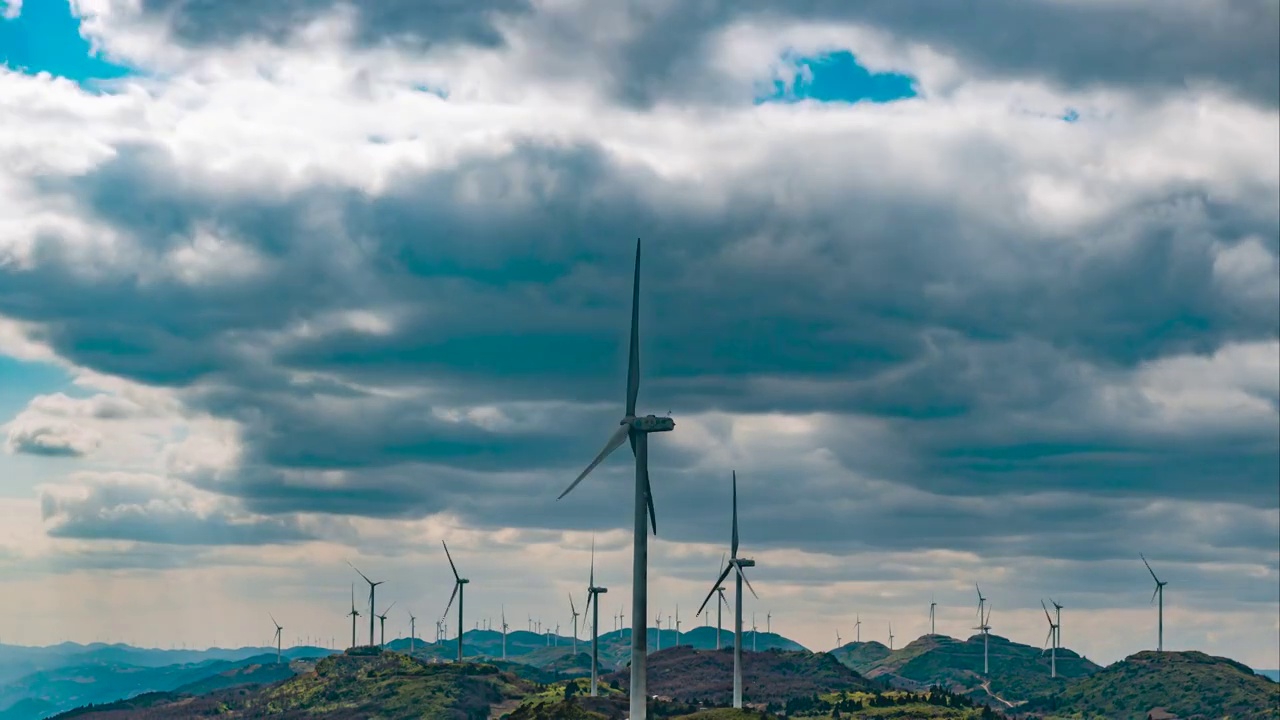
left=501, top=606, right=509, bottom=660
left=1042, top=599, right=1059, bottom=678
left=269, top=614, right=283, bottom=664
left=376, top=602, right=395, bottom=648
left=585, top=538, right=608, bottom=697
left=854, top=615, right=861, bottom=643
left=674, top=605, right=681, bottom=648
left=696, top=470, right=758, bottom=709
left=569, top=594, right=580, bottom=657
left=888, top=621, right=894, bottom=651
left=929, top=596, right=937, bottom=636
left=654, top=610, right=662, bottom=652
left=1141, top=553, right=1168, bottom=652
left=442, top=541, right=469, bottom=662
left=558, top=238, right=673, bottom=720
left=752, top=613, right=758, bottom=652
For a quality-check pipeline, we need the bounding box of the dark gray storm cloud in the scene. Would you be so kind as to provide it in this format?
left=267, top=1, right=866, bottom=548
left=123, top=0, right=1280, bottom=108
left=3, top=129, right=1276, bottom=570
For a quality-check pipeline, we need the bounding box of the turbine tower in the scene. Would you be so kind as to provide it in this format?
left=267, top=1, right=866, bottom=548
left=376, top=602, right=395, bottom=648
left=1041, top=599, right=1059, bottom=678
left=585, top=538, right=608, bottom=696
left=569, top=594, right=580, bottom=657
left=835, top=629, right=841, bottom=649
left=752, top=612, right=758, bottom=652
left=348, top=562, right=383, bottom=647
left=696, top=470, right=758, bottom=709
left=408, top=611, right=416, bottom=653
left=766, top=611, right=771, bottom=635
left=888, top=621, right=894, bottom=651
left=558, top=238, right=674, bottom=720
left=654, top=610, right=662, bottom=651
left=269, top=614, right=283, bottom=664
left=346, top=584, right=361, bottom=650
left=674, top=605, right=681, bottom=648
left=855, top=615, right=861, bottom=643
left=1051, top=599, right=1064, bottom=650
left=442, top=541, right=469, bottom=662
left=973, top=603, right=992, bottom=675
left=929, top=596, right=937, bottom=636
left=1141, top=553, right=1168, bottom=652
left=501, top=607, right=509, bottom=660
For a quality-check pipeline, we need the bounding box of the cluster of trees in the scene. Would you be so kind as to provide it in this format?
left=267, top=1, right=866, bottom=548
left=767, top=686, right=999, bottom=717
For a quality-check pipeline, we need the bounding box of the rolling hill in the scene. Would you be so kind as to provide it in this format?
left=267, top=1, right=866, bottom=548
left=834, top=633, right=1100, bottom=706
left=48, top=650, right=539, bottom=719
left=1020, top=650, right=1280, bottom=719
left=602, top=645, right=877, bottom=707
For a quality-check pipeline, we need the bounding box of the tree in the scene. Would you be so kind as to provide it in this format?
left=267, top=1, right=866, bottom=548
left=563, top=681, right=579, bottom=699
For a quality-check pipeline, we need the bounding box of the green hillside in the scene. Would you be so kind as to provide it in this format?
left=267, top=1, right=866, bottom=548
left=831, top=641, right=892, bottom=670
left=837, top=634, right=1099, bottom=706
left=1022, top=650, right=1280, bottom=720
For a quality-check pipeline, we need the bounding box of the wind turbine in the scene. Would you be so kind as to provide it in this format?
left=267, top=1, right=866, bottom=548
left=1141, top=553, right=1168, bottom=652
left=1051, top=599, right=1064, bottom=650
left=854, top=615, right=861, bottom=643
left=569, top=594, right=580, bottom=656
left=975, top=583, right=986, bottom=630
left=346, top=584, right=361, bottom=650
left=674, top=605, right=681, bottom=648
left=696, top=470, right=758, bottom=709
left=1041, top=600, right=1059, bottom=678
left=501, top=607, right=509, bottom=660
left=973, top=603, right=992, bottom=675
left=654, top=610, right=662, bottom=651
left=752, top=613, right=758, bottom=652
left=585, top=538, right=608, bottom=697
left=408, top=611, right=417, bottom=653
left=766, top=611, right=771, bottom=635
left=929, top=596, right=937, bottom=636
left=888, top=621, right=894, bottom=651
left=713, top=552, right=728, bottom=650
left=557, top=238, right=674, bottom=720
left=835, top=629, right=842, bottom=649
left=376, top=602, right=395, bottom=647
left=269, top=614, right=283, bottom=664
left=442, top=541, right=469, bottom=662
left=348, top=562, right=383, bottom=647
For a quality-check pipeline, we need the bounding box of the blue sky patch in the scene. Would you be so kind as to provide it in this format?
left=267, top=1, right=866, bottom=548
left=0, top=0, right=132, bottom=88
left=758, top=50, right=917, bottom=105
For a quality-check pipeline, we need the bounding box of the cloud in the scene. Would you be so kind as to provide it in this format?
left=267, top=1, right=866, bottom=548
left=39, top=471, right=351, bottom=546
left=0, top=0, right=1276, bottom=667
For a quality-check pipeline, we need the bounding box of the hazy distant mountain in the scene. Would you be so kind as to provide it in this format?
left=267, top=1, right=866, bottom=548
left=0, top=642, right=333, bottom=687
left=1021, top=650, right=1280, bottom=719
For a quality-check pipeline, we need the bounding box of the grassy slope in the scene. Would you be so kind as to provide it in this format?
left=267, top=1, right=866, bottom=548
left=1023, top=650, right=1280, bottom=720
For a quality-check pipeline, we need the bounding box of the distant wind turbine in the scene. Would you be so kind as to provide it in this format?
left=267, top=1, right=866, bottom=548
left=766, top=611, right=771, bottom=635
left=1041, top=599, right=1059, bottom=678
left=348, top=562, right=384, bottom=647
left=408, top=611, right=417, bottom=653
left=654, top=610, right=662, bottom=651
left=674, top=605, right=681, bottom=648
left=557, top=238, right=673, bottom=720
left=585, top=537, right=608, bottom=696
left=835, top=629, right=842, bottom=649
left=269, top=614, right=283, bottom=664
left=569, top=594, right=580, bottom=657
left=442, top=541, right=469, bottom=662
left=855, top=615, right=861, bottom=643
left=1141, top=553, right=1168, bottom=652
left=752, top=612, right=758, bottom=652
left=973, top=603, right=992, bottom=675
left=375, top=602, right=395, bottom=647
left=929, top=596, right=937, bottom=636
left=346, top=584, right=361, bottom=650
left=1051, top=599, right=1064, bottom=650
left=501, top=607, right=509, bottom=660
left=696, top=470, right=758, bottom=709
left=888, top=621, right=894, bottom=651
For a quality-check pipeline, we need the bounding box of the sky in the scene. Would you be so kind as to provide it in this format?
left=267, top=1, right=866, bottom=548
left=0, top=0, right=1277, bottom=668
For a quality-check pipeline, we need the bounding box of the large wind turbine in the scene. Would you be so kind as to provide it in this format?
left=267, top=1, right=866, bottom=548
left=269, top=614, right=283, bottom=664
left=1141, top=553, right=1168, bottom=652
left=348, top=562, right=383, bottom=647
left=1041, top=599, right=1059, bottom=678
left=585, top=538, right=608, bottom=696
left=346, top=585, right=360, bottom=649
left=557, top=238, right=674, bottom=720
left=376, top=602, right=395, bottom=648
left=696, top=470, right=758, bottom=709
left=442, top=541, right=469, bottom=662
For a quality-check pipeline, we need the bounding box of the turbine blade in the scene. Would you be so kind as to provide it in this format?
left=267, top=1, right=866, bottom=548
left=569, top=592, right=576, bottom=616
left=697, top=563, right=735, bottom=616
left=443, top=541, right=460, bottom=581
left=643, top=463, right=657, bottom=535
left=1140, top=553, right=1161, bottom=583
left=731, top=470, right=740, bottom=557
left=559, top=425, right=629, bottom=499
left=738, top=565, right=759, bottom=600
left=626, top=238, right=641, bottom=417
left=720, top=591, right=731, bottom=611
left=1151, top=586, right=1159, bottom=604
left=347, top=561, right=374, bottom=586
left=1042, top=600, right=1052, bottom=624
left=590, top=534, right=596, bottom=587
left=443, top=581, right=459, bottom=619
left=384, top=601, right=396, bottom=615
left=1043, top=628, right=1053, bottom=652
left=585, top=590, right=593, bottom=617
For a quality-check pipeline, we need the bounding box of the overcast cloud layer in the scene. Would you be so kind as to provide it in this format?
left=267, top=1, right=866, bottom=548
left=0, top=0, right=1277, bottom=667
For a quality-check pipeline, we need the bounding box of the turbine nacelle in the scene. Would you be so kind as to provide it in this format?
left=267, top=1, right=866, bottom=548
left=626, top=415, right=675, bottom=433
left=733, top=557, right=756, bottom=568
